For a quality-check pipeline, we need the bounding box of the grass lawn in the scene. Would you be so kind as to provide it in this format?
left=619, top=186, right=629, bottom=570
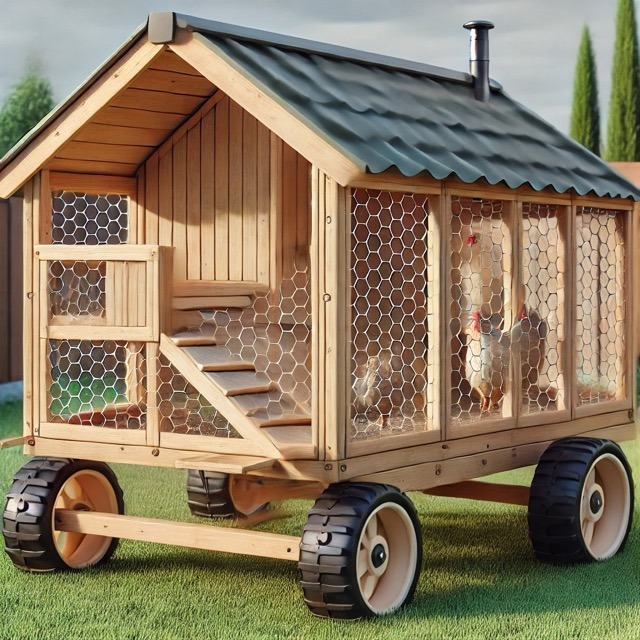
left=0, top=399, right=639, bottom=640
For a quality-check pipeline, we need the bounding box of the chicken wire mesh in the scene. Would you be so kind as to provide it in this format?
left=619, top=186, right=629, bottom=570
left=521, top=203, right=564, bottom=414
left=576, top=207, right=626, bottom=404
left=157, top=354, right=240, bottom=438
left=48, top=261, right=106, bottom=320
left=52, top=192, right=128, bottom=245
left=451, top=197, right=511, bottom=423
left=171, top=268, right=312, bottom=423
left=48, top=340, right=146, bottom=428
left=350, top=189, right=431, bottom=440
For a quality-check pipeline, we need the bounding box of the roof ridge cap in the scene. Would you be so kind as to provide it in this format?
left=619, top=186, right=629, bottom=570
left=149, top=11, right=502, bottom=90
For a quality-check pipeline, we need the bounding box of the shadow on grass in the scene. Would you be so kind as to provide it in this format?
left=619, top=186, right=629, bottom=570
left=410, top=505, right=640, bottom=620
left=88, top=502, right=640, bottom=623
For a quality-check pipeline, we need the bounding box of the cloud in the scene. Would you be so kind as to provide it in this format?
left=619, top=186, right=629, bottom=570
left=0, top=0, right=621, bottom=133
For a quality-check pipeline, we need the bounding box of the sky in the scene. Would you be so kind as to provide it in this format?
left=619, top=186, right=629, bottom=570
left=0, top=0, right=624, bottom=135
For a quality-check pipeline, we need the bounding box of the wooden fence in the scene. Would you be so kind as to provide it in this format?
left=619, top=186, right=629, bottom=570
left=0, top=197, right=23, bottom=382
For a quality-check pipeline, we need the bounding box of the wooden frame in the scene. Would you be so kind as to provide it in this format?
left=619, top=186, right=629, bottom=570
left=20, top=163, right=638, bottom=487
left=35, top=244, right=164, bottom=342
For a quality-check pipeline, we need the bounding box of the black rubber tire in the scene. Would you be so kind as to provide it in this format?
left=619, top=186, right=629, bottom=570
left=2, top=457, right=124, bottom=572
left=186, top=469, right=238, bottom=519
left=528, top=437, right=634, bottom=564
left=298, top=482, right=422, bottom=619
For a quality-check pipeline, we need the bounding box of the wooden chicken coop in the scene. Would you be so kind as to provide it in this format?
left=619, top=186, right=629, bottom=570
left=0, top=13, right=638, bottom=620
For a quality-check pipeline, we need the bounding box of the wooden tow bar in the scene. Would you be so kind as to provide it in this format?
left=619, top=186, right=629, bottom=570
left=54, top=510, right=301, bottom=561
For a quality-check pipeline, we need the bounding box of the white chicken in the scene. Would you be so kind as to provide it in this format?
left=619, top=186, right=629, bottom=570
left=464, top=305, right=545, bottom=414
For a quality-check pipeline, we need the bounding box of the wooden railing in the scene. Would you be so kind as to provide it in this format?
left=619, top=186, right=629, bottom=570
left=36, top=244, right=172, bottom=341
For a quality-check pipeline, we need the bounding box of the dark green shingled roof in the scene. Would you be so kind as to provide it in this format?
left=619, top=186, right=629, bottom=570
left=180, top=15, right=640, bottom=200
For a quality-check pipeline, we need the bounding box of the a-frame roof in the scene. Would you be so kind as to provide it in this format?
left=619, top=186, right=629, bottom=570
left=1, top=11, right=638, bottom=200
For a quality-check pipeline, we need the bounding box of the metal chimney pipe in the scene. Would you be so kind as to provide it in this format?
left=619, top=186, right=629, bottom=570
left=463, top=20, right=495, bottom=102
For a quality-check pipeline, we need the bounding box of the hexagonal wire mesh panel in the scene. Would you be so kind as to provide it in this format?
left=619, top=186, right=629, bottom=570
left=48, top=340, right=146, bottom=428
left=52, top=192, right=128, bottom=245
left=576, top=207, right=626, bottom=404
left=157, top=354, right=240, bottom=438
left=226, top=268, right=311, bottom=413
left=520, top=203, right=565, bottom=414
left=451, top=197, right=510, bottom=423
left=167, top=269, right=312, bottom=434
left=48, top=261, right=106, bottom=320
left=350, top=189, right=430, bottom=440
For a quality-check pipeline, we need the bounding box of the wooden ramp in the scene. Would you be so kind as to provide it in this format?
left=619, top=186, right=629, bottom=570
left=159, top=332, right=313, bottom=459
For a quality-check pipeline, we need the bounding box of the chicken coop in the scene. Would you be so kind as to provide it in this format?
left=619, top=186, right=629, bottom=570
left=0, top=13, right=638, bottom=620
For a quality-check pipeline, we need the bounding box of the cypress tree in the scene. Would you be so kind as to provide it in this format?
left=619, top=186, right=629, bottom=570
left=570, top=26, right=600, bottom=155
left=606, top=0, right=640, bottom=160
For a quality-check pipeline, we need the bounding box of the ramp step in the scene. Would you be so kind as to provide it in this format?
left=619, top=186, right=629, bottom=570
left=233, top=392, right=271, bottom=416
left=206, top=371, right=274, bottom=396
left=254, top=413, right=312, bottom=428
left=183, top=346, right=254, bottom=372
left=172, top=326, right=217, bottom=347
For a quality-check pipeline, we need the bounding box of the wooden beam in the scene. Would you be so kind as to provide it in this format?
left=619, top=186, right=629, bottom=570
left=172, top=280, right=269, bottom=297
left=0, top=436, right=30, bottom=450
left=424, top=481, right=529, bottom=506
left=25, top=437, right=334, bottom=480
left=54, top=510, right=300, bottom=561
left=169, top=32, right=362, bottom=187
left=348, top=422, right=637, bottom=491
left=46, top=325, right=154, bottom=341
left=341, top=410, right=635, bottom=480
left=49, top=173, right=137, bottom=194
left=171, top=295, right=252, bottom=310
left=0, top=39, right=166, bottom=198
left=35, top=244, right=157, bottom=261
left=174, top=454, right=276, bottom=474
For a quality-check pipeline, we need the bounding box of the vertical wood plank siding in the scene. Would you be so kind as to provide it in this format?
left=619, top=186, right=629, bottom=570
left=138, top=93, right=310, bottom=287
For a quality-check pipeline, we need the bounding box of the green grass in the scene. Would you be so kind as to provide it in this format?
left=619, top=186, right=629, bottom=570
left=0, top=400, right=639, bottom=640
left=49, top=372, right=127, bottom=418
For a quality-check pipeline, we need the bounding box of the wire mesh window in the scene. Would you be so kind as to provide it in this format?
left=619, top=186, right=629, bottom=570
left=48, top=340, right=146, bottom=428
left=48, top=260, right=106, bottom=320
left=52, top=192, right=128, bottom=245
left=576, top=207, right=626, bottom=405
left=158, top=354, right=240, bottom=438
left=350, top=189, right=431, bottom=441
left=450, top=197, right=511, bottom=423
left=521, top=203, right=566, bottom=415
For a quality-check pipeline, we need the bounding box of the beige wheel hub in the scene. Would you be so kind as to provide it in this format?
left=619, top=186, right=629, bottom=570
left=52, top=469, right=119, bottom=568
left=356, top=502, right=418, bottom=614
left=579, top=453, right=631, bottom=560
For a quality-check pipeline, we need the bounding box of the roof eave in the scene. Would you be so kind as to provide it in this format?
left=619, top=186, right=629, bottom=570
left=0, top=20, right=149, bottom=198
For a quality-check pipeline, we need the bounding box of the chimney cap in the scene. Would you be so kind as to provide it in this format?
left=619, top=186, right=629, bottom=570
left=463, top=20, right=495, bottom=31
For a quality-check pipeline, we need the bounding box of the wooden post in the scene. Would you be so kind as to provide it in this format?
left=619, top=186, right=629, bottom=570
left=22, top=181, right=34, bottom=439
left=502, top=199, right=519, bottom=421
left=31, top=173, right=42, bottom=435
left=553, top=206, right=570, bottom=414
left=321, top=172, right=348, bottom=460
left=428, top=193, right=444, bottom=437
left=310, top=166, right=322, bottom=458
left=569, top=202, right=579, bottom=416
left=441, top=188, right=454, bottom=441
